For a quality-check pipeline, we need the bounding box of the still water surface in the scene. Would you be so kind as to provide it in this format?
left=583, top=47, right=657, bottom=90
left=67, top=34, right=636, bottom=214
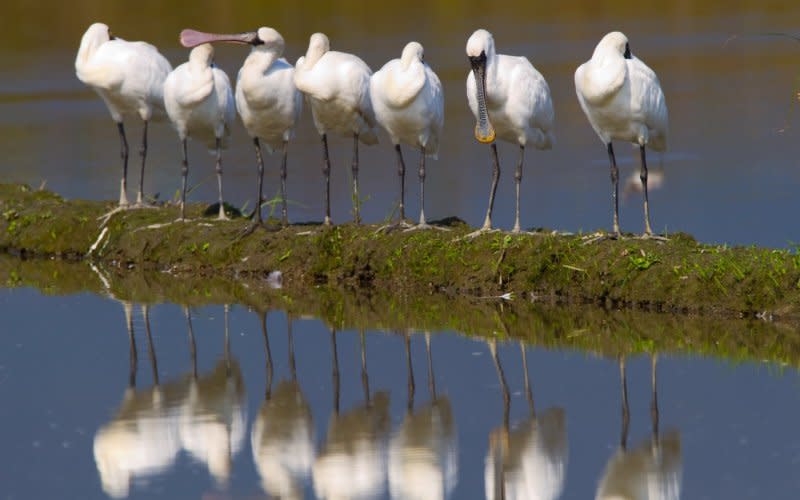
left=1, top=1, right=800, bottom=246
left=2, top=288, right=800, bottom=499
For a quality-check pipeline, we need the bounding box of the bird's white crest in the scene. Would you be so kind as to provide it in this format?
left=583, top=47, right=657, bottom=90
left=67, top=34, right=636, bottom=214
left=466, top=29, right=495, bottom=58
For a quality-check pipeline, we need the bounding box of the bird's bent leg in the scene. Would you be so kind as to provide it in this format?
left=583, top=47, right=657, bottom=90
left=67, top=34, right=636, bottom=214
left=215, top=137, right=228, bottom=220
left=482, top=142, right=501, bottom=230
left=640, top=145, right=654, bottom=236
left=117, top=122, right=130, bottom=207
left=180, top=139, right=189, bottom=221
left=322, top=134, right=332, bottom=226
left=395, top=144, right=406, bottom=221
left=136, top=121, right=149, bottom=206
left=512, top=145, right=525, bottom=233
left=352, top=133, right=361, bottom=224
left=607, top=143, right=621, bottom=237
left=280, top=140, right=289, bottom=226
left=253, top=137, right=265, bottom=224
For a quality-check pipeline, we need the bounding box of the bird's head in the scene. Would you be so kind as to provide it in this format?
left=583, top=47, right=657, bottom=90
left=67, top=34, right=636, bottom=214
left=401, top=41, right=424, bottom=66
left=466, top=29, right=496, bottom=144
left=596, top=31, right=632, bottom=60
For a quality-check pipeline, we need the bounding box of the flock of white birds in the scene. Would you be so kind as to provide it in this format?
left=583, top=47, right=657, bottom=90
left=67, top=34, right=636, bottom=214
left=76, top=23, right=668, bottom=237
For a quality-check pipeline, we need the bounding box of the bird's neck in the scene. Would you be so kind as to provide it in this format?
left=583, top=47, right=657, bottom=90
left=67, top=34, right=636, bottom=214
left=76, top=33, right=106, bottom=68
left=246, top=48, right=280, bottom=73
left=302, top=46, right=326, bottom=69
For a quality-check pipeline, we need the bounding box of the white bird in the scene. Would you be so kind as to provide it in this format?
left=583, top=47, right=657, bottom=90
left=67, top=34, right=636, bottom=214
left=75, top=22, right=172, bottom=207
left=294, top=32, right=378, bottom=225
left=181, top=27, right=303, bottom=228
left=164, top=38, right=235, bottom=220
left=466, top=29, right=555, bottom=235
left=575, top=31, right=668, bottom=237
left=371, top=41, right=444, bottom=228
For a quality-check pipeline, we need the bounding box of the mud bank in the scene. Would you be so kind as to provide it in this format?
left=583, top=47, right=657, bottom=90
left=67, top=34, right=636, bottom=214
left=2, top=183, right=800, bottom=323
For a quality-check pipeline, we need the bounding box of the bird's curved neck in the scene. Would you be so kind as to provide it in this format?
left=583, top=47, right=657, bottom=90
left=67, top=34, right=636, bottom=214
left=76, top=32, right=108, bottom=67
left=303, top=45, right=327, bottom=69
left=247, top=47, right=280, bottom=73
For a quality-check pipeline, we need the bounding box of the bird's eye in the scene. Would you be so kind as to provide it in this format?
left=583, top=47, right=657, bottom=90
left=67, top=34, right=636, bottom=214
left=623, top=43, right=631, bottom=59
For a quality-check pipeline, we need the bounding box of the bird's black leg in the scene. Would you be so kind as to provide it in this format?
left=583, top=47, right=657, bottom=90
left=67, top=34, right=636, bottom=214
left=117, top=122, right=129, bottom=207
left=322, top=134, right=332, bottom=226
left=280, top=140, right=289, bottom=226
left=352, top=133, right=361, bottom=224
left=215, top=137, right=228, bottom=220
left=136, top=120, right=148, bottom=206
left=512, top=145, right=525, bottom=233
left=418, top=145, right=427, bottom=226
left=640, top=145, right=654, bottom=235
left=607, top=143, right=621, bottom=237
left=482, top=143, right=501, bottom=230
left=395, top=144, right=406, bottom=221
left=619, top=357, right=630, bottom=450
left=180, top=138, right=188, bottom=221
left=253, top=137, right=264, bottom=224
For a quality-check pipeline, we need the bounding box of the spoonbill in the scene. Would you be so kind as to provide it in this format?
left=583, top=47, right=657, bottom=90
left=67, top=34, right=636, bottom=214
left=575, top=31, right=668, bottom=238
left=181, top=27, right=303, bottom=229
left=466, top=29, right=555, bottom=235
left=164, top=39, right=235, bottom=220
left=75, top=23, right=172, bottom=207
left=294, top=33, right=378, bottom=225
left=371, top=41, right=444, bottom=229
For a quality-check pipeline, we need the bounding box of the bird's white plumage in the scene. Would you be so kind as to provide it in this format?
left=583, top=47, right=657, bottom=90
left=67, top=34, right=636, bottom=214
left=575, top=31, right=668, bottom=150
left=76, top=22, right=172, bottom=123
left=370, top=41, right=444, bottom=156
left=465, top=29, right=554, bottom=149
left=294, top=33, right=378, bottom=144
left=236, top=27, right=302, bottom=153
left=164, top=43, right=235, bottom=150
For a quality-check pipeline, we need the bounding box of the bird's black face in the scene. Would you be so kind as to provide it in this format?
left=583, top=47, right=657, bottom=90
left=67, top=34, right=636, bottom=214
left=107, top=28, right=116, bottom=41
left=624, top=42, right=632, bottom=59
left=250, top=32, right=265, bottom=46
left=468, top=51, right=487, bottom=72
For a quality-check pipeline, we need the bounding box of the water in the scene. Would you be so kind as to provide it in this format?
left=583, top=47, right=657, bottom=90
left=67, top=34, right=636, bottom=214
left=2, top=287, right=800, bottom=499
left=2, top=1, right=800, bottom=246
left=3, top=3, right=800, bottom=498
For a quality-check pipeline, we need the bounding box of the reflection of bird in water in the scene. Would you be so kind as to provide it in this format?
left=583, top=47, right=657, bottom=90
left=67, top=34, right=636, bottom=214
left=313, top=329, right=392, bottom=499
left=484, top=339, right=568, bottom=500
left=623, top=166, right=664, bottom=201
left=93, top=302, right=184, bottom=498
left=389, top=332, right=458, bottom=499
left=595, top=356, right=682, bottom=500
left=251, top=314, right=314, bottom=500
left=179, top=305, right=247, bottom=487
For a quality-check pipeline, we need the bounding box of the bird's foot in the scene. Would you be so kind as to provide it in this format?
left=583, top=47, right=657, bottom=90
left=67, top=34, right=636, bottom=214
left=133, top=199, right=158, bottom=209
left=404, top=222, right=450, bottom=233
left=460, top=227, right=499, bottom=240
left=97, top=205, right=129, bottom=226
left=636, top=232, right=670, bottom=242
left=582, top=231, right=622, bottom=245
left=238, top=220, right=280, bottom=239
left=375, top=219, right=414, bottom=234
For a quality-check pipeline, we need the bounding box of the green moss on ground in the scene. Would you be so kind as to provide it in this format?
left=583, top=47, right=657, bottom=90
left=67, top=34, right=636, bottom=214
left=1, top=183, right=800, bottom=322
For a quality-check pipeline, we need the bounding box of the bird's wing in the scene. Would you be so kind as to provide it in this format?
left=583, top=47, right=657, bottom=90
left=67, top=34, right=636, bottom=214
left=628, top=57, right=668, bottom=150
left=509, top=57, right=554, bottom=132
left=427, top=64, right=445, bottom=131
left=171, top=64, right=215, bottom=108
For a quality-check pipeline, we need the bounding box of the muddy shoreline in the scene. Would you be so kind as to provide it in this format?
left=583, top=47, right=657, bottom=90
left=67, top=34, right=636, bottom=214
left=2, top=183, right=800, bottom=325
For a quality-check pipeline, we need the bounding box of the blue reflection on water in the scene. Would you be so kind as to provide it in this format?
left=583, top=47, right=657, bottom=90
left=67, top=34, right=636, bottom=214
left=2, top=289, right=800, bottom=499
